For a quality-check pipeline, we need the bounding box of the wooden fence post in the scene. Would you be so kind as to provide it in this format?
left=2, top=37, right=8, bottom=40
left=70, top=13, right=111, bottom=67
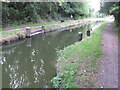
left=78, top=32, right=82, bottom=41
left=87, top=30, right=90, bottom=36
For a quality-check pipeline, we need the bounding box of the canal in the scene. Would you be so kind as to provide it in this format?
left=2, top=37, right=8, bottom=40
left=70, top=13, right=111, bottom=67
left=1, top=24, right=92, bottom=88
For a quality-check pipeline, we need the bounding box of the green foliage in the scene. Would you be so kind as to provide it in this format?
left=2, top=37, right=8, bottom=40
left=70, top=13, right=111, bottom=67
left=99, top=2, right=115, bottom=14
left=109, top=6, right=119, bottom=15
left=51, top=70, right=78, bottom=88
left=51, top=76, right=62, bottom=88
left=2, top=2, right=92, bottom=27
left=99, top=2, right=120, bottom=23
left=112, top=21, right=120, bottom=38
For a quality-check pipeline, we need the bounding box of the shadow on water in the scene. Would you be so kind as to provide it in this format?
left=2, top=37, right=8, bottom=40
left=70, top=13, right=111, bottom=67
left=1, top=23, right=97, bottom=88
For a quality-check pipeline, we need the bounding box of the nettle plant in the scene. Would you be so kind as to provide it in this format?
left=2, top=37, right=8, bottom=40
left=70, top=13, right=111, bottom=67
left=51, top=70, right=77, bottom=88
left=51, top=76, right=62, bottom=88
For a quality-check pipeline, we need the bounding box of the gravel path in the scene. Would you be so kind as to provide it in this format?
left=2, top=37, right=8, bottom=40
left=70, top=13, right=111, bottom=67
left=98, top=23, right=118, bottom=88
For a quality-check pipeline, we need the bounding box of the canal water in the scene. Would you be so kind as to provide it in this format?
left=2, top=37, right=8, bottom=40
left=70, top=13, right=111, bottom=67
left=1, top=24, right=91, bottom=88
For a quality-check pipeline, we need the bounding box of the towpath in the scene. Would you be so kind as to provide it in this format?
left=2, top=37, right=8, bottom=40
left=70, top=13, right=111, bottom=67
left=98, top=23, right=118, bottom=88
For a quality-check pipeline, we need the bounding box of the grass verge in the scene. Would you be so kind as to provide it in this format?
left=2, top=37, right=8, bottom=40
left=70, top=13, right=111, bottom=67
left=112, top=21, right=120, bottom=38
left=51, top=22, right=108, bottom=88
left=2, top=20, right=79, bottom=31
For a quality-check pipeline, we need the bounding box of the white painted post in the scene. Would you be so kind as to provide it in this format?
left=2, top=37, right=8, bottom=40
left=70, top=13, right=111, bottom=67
left=70, top=28, right=72, bottom=32
left=71, top=15, right=73, bottom=20
left=26, top=27, right=31, bottom=37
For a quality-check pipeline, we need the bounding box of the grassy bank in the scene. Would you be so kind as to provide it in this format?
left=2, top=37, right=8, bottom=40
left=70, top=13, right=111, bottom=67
left=2, top=20, right=80, bottom=31
left=51, top=22, right=108, bottom=88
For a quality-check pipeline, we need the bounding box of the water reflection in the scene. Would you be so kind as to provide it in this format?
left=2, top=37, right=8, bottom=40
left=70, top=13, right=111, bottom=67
left=0, top=56, right=6, bottom=65
left=26, top=38, right=31, bottom=47
left=2, top=25, right=91, bottom=88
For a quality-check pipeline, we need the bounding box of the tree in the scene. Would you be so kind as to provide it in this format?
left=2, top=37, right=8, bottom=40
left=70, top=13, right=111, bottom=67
left=99, top=1, right=120, bottom=24
left=2, top=2, right=92, bottom=27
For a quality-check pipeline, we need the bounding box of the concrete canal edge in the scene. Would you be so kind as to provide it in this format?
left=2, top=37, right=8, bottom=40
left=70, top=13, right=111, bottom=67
left=1, top=20, right=92, bottom=46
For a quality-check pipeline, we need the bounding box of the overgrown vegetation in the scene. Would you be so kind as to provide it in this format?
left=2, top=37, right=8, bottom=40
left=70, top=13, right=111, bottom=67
left=112, top=21, right=120, bottom=38
left=51, top=22, right=108, bottom=88
left=2, top=2, right=91, bottom=27
left=99, top=1, right=120, bottom=25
